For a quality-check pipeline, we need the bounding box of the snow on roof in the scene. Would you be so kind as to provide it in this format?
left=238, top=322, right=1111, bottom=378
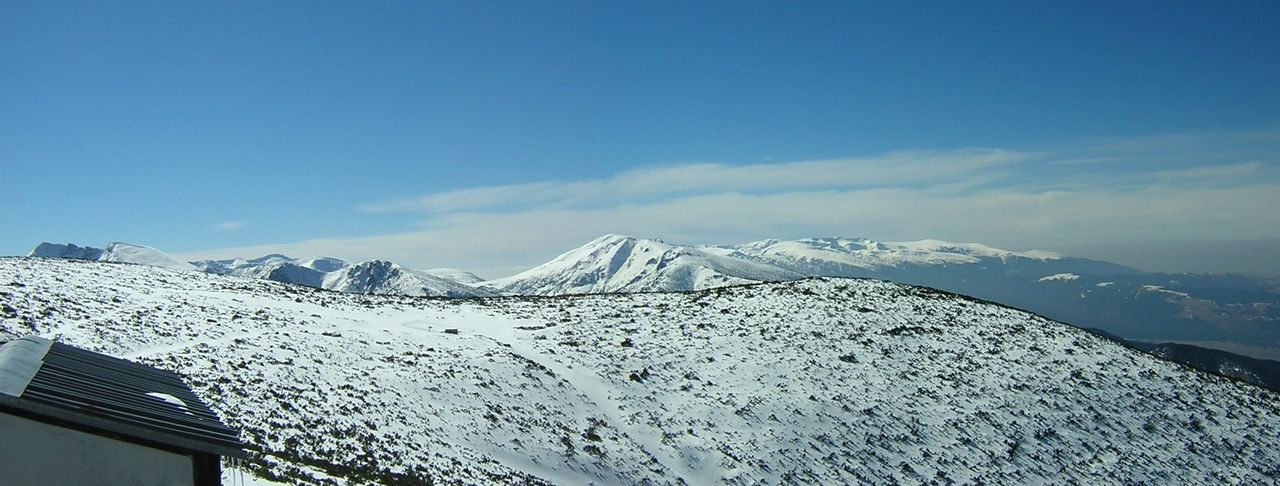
left=0, top=336, right=51, bottom=398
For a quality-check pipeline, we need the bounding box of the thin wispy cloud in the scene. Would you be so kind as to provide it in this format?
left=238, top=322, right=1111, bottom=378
left=1152, top=161, right=1264, bottom=182
left=182, top=128, right=1280, bottom=277
left=358, top=149, right=1027, bottom=214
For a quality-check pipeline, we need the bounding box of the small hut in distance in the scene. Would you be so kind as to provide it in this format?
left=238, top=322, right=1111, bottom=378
left=0, top=336, right=245, bottom=486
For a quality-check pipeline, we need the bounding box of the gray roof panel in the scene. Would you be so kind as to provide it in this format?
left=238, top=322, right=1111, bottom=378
left=0, top=336, right=52, bottom=397
left=0, top=337, right=245, bottom=457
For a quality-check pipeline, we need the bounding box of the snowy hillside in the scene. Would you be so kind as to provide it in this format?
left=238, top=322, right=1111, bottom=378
left=197, top=255, right=328, bottom=289
left=192, top=254, right=492, bottom=298
left=324, top=260, right=495, bottom=298
left=423, top=268, right=486, bottom=285
left=195, top=254, right=344, bottom=277
left=2, top=257, right=1278, bottom=484
left=35, top=242, right=490, bottom=298
left=300, top=257, right=350, bottom=273
left=483, top=234, right=801, bottom=295
left=29, top=242, right=105, bottom=260
left=30, top=241, right=196, bottom=271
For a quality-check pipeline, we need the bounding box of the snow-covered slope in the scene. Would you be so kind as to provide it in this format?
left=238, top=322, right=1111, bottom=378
left=423, top=268, right=486, bottom=285
left=194, top=254, right=492, bottom=297
left=100, top=242, right=198, bottom=270
left=34, top=242, right=492, bottom=298
left=194, top=254, right=309, bottom=274
left=324, top=260, right=495, bottom=298
left=28, top=242, right=105, bottom=260
left=299, top=256, right=349, bottom=273
left=484, top=234, right=801, bottom=295
left=193, top=255, right=327, bottom=288
left=245, top=262, right=327, bottom=289
left=3, top=257, right=1277, bottom=484
left=29, top=241, right=195, bottom=271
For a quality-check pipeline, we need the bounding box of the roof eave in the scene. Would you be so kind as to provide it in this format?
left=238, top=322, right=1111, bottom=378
left=0, top=379, right=247, bottom=458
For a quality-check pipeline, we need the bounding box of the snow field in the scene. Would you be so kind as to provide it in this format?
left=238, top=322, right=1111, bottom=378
left=2, top=257, right=1278, bottom=485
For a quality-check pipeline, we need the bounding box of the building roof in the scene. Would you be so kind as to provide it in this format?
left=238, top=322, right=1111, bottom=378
left=0, top=336, right=245, bottom=457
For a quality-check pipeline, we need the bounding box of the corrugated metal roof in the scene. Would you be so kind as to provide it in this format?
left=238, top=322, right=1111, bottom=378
left=0, top=336, right=245, bottom=457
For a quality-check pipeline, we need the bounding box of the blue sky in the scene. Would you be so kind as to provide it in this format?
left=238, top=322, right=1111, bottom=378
left=3, top=1, right=1278, bottom=276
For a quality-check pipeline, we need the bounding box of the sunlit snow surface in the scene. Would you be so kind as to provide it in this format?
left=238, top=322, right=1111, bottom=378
left=2, top=257, right=1278, bottom=485
left=484, top=234, right=799, bottom=295
left=98, top=242, right=198, bottom=271
left=145, top=391, right=194, bottom=416
left=1038, top=273, right=1081, bottom=282
left=483, top=235, right=1089, bottom=296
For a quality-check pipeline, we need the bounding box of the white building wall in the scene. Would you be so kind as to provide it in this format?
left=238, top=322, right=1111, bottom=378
left=0, top=411, right=193, bottom=486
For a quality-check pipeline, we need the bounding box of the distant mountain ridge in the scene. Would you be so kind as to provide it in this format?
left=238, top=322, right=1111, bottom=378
left=1080, top=327, right=1280, bottom=392
left=1139, top=342, right=1280, bottom=389
left=482, top=234, right=800, bottom=295
left=721, top=237, right=1067, bottom=271
left=724, top=236, right=1135, bottom=276
left=30, top=242, right=196, bottom=271
left=421, top=268, right=485, bottom=284
left=323, top=260, right=492, bottom=298
left=485, top=235, right=1276, bottom=349
left=32, top=242, right=491, bottom=297
left=194, top=254, right=494, bottom=297
left=481, top=234, right=1138, bottom=295
left=30, top=242, right=105, bottom=260
left=27, top=236, right=1279, bottom=350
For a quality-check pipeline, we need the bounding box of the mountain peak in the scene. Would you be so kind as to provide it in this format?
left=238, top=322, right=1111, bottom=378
left=587, top=233, right=640, bottom=245
left=299, top=256, right=349, bottom=273
left=29, top=242, right=105, bottom=260
left=100, top=242, right=197, bottom=271
left=31, top=241, right=194, bottom=271
left=484, top=235, right=799, bottom=295
left=325, top=260, right=492, bottom=297
left=247, top=254, right=297, bottom=265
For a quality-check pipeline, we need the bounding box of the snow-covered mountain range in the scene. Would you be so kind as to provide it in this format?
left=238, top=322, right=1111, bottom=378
left=2, top=257, right=1277, bottom=484
left=31, top=242, right=197, bottom=271
left=322, top=260, right=493, bottom=298
left=488, top=236, right=1280, bottom=354
left=481, top=235, right=1137, bottom=295
left=482, top=234, right=801, bottom=295
left=32, top=243, right=492, bottom=298
left=27, top=236, right=1280, bottom=366
left=724, top=237, right=1067, bottom=270
left=195, top=254, right=492, bottom=297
